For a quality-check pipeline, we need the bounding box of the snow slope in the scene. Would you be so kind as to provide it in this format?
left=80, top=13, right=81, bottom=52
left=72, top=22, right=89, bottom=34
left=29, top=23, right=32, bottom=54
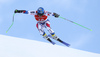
left=0, top=35, right=100, bottom=57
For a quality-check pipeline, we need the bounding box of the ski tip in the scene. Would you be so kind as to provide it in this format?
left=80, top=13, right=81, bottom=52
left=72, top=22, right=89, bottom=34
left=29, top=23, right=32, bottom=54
left=67, top=44, right=70, bottom=47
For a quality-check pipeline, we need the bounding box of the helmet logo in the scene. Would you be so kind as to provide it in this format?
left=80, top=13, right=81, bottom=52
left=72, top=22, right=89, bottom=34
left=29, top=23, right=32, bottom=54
left=39, top=9, right=42, bottom=10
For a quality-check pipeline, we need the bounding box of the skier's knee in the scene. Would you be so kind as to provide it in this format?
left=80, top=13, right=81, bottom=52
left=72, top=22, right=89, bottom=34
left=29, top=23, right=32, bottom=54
left=51, top=33, right=55, bottom=37
left=46, top=23, right=50, bottom=28
left=36, top=23, right=38, bottom=29
left=43, top=32, right=46, bottom=36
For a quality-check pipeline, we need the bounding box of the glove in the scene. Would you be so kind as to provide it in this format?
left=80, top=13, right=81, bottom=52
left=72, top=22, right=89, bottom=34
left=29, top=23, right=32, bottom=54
left=53, top=13, right=60, bottom=18
left=14, top=9, right=26, bottom=13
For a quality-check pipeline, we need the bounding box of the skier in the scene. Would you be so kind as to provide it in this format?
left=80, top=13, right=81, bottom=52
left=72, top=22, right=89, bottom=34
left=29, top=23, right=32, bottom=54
left=14, top=7, right=70, bottom=46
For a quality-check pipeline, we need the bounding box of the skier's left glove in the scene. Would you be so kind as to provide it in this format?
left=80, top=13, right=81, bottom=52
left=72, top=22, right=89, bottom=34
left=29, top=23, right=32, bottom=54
left=53, top=13, right=60, bottom=18
left=14, top=9, right=26, bottom=13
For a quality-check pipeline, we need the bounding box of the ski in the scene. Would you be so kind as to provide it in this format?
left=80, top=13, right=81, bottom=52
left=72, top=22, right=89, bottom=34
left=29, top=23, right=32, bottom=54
left=61, top=41, right=70, bottom=47
left=48, top=34, right=70, bottom=47
left=56, top=38, right=70, bottom=47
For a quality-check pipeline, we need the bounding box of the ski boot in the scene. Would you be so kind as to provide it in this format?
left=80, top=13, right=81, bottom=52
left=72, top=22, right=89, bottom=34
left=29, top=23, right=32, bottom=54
left=51, top=33, right=62, bottom=42
left=43, top=33, right=55, bottom=45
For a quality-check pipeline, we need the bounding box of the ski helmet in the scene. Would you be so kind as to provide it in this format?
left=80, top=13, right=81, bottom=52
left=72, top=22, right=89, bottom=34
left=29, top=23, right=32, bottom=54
left=37, top=7, right=44, bottom=16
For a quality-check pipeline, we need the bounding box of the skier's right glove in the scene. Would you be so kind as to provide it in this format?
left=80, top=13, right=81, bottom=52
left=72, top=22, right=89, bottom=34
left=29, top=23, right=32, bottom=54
left=14, top=9, right=26, bottom=13
left=53, top=13, right=60, bottom=18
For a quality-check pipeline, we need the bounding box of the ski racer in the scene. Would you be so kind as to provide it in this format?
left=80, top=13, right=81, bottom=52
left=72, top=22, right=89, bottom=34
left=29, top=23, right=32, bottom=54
left=14, top=7, right=70, bottom=46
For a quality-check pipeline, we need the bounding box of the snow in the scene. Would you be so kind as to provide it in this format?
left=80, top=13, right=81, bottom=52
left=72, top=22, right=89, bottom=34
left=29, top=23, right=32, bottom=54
left=0, top=35, right=100, bottom=57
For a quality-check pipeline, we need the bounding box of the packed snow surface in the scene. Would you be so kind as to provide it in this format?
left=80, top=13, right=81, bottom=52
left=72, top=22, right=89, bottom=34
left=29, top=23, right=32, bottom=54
left=0, top=35, right=100, bottom=57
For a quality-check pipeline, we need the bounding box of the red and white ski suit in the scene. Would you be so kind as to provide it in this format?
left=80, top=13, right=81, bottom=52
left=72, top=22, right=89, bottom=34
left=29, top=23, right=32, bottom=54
left=23, top=10, right=55, bottom=36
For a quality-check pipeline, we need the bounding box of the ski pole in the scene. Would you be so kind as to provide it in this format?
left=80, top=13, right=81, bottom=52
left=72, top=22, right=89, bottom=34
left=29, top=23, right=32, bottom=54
left=59, top=16, right=92, bottom=31
left=6, top=13, right=15, bottom=33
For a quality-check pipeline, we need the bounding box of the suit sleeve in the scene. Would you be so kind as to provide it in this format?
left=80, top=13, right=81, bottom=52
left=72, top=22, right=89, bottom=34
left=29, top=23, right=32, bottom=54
left=45, top=11, right=54, bottom=16
left=23, top=11, right=36, bottom=15
left=45, top=11, right=60, bottom=18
